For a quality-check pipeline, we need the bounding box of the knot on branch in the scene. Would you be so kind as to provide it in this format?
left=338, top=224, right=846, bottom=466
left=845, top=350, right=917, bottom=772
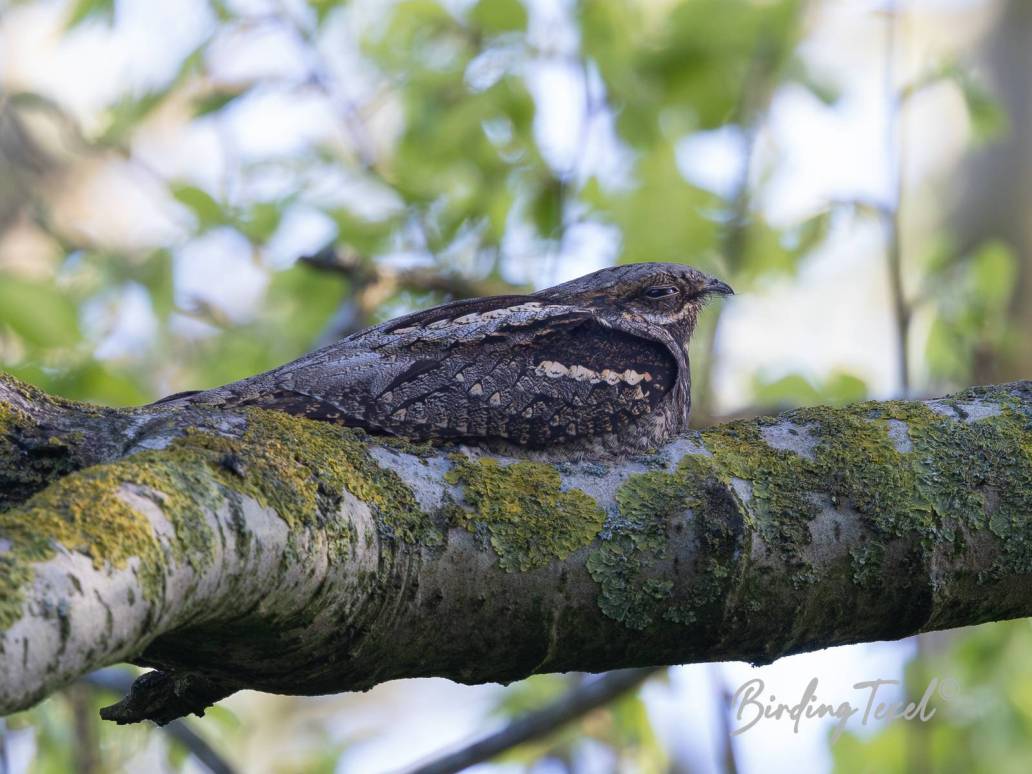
left=99, top=670, right=234, bottom=726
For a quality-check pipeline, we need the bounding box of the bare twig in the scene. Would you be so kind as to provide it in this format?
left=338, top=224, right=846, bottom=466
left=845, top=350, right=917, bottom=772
left=709, top=665, right=740, bottom=774
left=403, top=668, right=661, bottom=774
left=301, top=246, right=526, bottom=341
left=883, top=0, right=911, bottom=396
left=0, top=719, right=9, bottom=774
left=68, top=684, right=101, bottom=774
left=691, top=45, right=776, bottom=425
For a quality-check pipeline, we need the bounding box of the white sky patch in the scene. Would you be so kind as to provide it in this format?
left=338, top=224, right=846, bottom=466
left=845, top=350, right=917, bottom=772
left=0, top=0, right=212, bottom=124
left=526, top=57, right=586, bottom=173
left=53, top=160, right=187, bottom=250
left=677, top=126, right=750, bottom=200
left=262, top=205, right=337, bottom=269
left=133, top=114, right=227, bottom=193
left=221, top=89, right=340, bottom=160
left=713, top=217, right=904, bottom=408
left=174, top=228, right=268, bottom=321
left=87, top=282, right=159, bottom=360
left=207, top=21, right=311, bottom=83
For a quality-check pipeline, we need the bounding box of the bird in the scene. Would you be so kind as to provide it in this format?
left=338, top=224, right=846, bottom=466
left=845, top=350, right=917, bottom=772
left=153, top=262, right=733, bottom=453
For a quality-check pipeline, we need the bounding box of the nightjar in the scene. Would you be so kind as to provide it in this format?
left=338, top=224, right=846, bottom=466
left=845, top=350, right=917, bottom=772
left=154, top=262, right=733, bottom=453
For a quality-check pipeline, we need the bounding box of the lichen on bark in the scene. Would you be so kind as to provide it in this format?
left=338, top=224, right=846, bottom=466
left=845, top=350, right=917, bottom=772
left=445, top=454, right=606, bottom=571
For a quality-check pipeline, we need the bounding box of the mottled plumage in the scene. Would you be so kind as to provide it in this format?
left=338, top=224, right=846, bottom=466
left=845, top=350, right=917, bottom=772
left=154, top=263, right=733, bottom=452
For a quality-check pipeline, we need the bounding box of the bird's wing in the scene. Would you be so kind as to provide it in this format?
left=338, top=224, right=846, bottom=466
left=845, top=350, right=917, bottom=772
left=222, top=298, right=678, bottom=446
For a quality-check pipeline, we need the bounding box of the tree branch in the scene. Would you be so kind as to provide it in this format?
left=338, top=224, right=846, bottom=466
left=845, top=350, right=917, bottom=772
left=1, top=372, right=1030, bottom=725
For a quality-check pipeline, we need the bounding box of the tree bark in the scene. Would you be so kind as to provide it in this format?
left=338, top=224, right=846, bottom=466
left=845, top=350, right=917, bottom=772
left=0, top=373, right=1030, bottom=724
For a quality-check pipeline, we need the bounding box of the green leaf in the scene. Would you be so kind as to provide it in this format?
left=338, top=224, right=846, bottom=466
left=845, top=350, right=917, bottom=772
left=309, top=0, right=348, bottom=25
left=192, top=86, right=251, bottom=118
left=328, top=208, right=398, bottom=255
left=98, top=40, right=208, bottom=146
left=785, top=56, right=840, bottom=105
left=209, top=0, right=235, bottom=21
left=238, top=202, right=285, bottom=244
left=469, top=0, right=528, bottom=34
left=600, top=144, right=719, bottom=263
left=529, top=176, right=564, bottom=238
left=954, top=70, right=1007, bottom=143
left=969, top=240, right=1017, bottom=305
left=24, top=362, right=150, bottom=406
left=138, top=250, right=176, bottom=320
left=752, top=370, right=868, bottom=408
left=170, top=184, right=227, bottom=231
left=65, top=0, right=114, bottom=28
left=0, top=276, right=80, bottom=347
left=100, top=90, right=172, bottom=146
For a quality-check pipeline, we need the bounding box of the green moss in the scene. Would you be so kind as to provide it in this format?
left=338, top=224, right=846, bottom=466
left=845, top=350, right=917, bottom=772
left=0, top=447, right=222, bottom=630
left=698, top=403, right=934, bottom=579
left=584, top=385, right=1031, bottom=632
left=0, top=401, right=84, bottom=512
left=226, top=409, right=436, bottom=546
left=446, top=455, right=606, bottom=571
left=699, top=390, right=1032, bottom=595
left=850, top=543, right=885, bottom=589
left=586, top=454, right=743, bottom=630
left=0, top=406, right=436, bottom=632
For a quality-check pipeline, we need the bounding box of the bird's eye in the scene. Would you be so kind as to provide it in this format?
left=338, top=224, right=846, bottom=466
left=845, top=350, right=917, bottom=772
left=643, top=285, right=680, bottom=300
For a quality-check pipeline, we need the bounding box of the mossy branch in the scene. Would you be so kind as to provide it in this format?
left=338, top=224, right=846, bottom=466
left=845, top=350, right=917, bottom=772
left=1, top=373, right=1031, bottom=724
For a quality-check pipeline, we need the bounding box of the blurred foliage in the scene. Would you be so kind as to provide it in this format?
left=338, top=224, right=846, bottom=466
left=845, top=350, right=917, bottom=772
left=751, top=369, right=868, bottom=409
left=832, top=621, right=1032, bottom=774
left=7, top=668, right=161, bottom=773
left=0, top=0, right=1028, bottom=772
left=923, top=238, right=1020, bottom=386
left=0, top=0, right=835, bottom=410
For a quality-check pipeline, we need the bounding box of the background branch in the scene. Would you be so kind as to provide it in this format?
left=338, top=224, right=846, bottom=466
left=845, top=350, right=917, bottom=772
left=408, top=668, right=660, bottom=774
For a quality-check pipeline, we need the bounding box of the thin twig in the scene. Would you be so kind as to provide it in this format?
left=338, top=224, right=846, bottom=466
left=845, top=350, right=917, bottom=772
left=301, top=246, right=526, bottom=342
left=883, top=0, right=911, bottom=396
left=691, top=46, right=774, bottom=425
left=708, top=665, right=740, bottom=774
left=0, top=718, right=9, bottom=774
left=404, top=668, right=661, bottom=774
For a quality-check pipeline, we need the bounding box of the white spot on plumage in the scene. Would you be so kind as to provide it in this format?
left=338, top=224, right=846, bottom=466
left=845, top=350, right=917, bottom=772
left=535, top=360, right=651, bottom=386
left=469, top=383, right=484, bottom=396
left=569, top=365, right=596, bottom=381
left=489, top=392, right=502, bottom=406
left=537, top=361, right=570, bottom=379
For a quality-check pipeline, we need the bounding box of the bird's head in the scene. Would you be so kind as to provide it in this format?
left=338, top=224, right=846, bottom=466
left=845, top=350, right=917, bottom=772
left=534, top=262, right=734, bottom=342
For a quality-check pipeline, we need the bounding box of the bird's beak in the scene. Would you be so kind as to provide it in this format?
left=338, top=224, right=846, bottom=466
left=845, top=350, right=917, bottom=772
left=703, top=277, right=735, bottom=296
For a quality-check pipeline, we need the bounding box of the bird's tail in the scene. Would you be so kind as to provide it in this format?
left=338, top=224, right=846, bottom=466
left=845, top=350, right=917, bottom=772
left=148, top=389, right=205, bottom=406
